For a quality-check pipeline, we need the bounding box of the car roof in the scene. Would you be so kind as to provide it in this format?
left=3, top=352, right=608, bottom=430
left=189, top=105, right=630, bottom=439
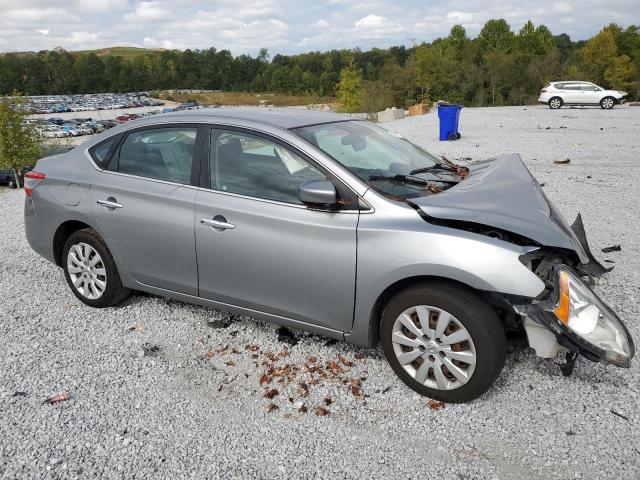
left=154, top=107, right=352, bottom=130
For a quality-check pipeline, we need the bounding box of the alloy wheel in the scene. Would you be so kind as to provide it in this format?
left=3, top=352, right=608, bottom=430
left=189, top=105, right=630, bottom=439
left=601, top=98, right=614, bottom=109
left=391, top=305, right=476, bottom=390
left=549, top=98, right=561, bottom=109
left=67, top=242, right=107, bottom=300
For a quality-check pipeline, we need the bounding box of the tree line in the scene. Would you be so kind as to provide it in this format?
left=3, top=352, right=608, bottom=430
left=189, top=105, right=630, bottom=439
left=1, top=20, right=638, bottom=111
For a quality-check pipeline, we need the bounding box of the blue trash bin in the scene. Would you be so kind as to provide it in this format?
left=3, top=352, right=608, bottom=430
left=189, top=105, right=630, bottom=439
left=437, top=104, right=463, bottom=141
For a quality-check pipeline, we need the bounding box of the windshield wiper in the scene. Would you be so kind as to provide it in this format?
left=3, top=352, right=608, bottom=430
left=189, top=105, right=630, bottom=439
left=409, top=163, right=456, bottom=175
left=368, top=174, right=458, bottom=185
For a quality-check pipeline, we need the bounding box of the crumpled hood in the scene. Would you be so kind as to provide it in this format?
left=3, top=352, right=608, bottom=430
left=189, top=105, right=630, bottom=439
left=408, top=154, right=591, bottom=264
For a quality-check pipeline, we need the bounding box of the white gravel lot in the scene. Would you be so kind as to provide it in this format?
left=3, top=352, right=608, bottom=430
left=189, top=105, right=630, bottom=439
left=1, top=105, right=639, bottom=479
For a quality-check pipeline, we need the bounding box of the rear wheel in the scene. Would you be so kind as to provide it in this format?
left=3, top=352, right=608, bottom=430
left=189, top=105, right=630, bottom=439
left=600, top=97, right=615, bottom=109
left=63, top=228, right=130, bottom=307
left=7, top=179, right=16, bottom=189
left=380, top=282, right=507, bottom=403
left=548, top=97, right=563, bottom=109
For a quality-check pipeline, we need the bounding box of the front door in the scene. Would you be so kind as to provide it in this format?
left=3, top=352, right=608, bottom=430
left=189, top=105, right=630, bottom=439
left=91, top=125, right=202, bottom=295
left=194, top=127, right=359, bottom=332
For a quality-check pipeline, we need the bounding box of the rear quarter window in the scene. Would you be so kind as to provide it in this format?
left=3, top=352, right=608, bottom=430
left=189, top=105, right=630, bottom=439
left=89, top=137, right=118, bottom=169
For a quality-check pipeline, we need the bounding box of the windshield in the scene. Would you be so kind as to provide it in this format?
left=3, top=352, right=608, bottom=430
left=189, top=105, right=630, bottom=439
left=292, top=120, right=460, bottom=199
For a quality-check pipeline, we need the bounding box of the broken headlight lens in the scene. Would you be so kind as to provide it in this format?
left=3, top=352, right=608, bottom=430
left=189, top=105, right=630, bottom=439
left=553, top=269, right=634, bottom=367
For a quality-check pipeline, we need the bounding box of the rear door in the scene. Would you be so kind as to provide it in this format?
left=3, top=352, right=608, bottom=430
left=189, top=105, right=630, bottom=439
left=194, top=127, right=359, bottom=332
left=90, top=124, right=203, bottom=295
left=560, top=83, right=582, bottom=103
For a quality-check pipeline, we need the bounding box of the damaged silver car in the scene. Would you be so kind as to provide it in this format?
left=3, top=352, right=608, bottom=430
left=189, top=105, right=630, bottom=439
left=24, top=109, right=634, bottom=402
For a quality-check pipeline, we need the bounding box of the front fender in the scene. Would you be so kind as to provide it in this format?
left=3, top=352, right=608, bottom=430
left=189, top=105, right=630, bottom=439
left=346, top=206, right=545, bottom=346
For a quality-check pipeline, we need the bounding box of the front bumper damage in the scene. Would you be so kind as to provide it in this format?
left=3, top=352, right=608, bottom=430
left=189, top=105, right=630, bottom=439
left=508, top=215, right=634, bottom=375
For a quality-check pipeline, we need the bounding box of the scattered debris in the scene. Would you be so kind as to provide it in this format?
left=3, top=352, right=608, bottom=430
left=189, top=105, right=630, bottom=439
left=427, top=399, right=445, bottom=410
left=267, top=403, right=279, bottom=413
left=207, top=319, right=231, bottom=329
left=142, top=343, right=161, bottom=356
left=245, top=344, right=260, bottom=352
left=354, top=353, right=365, bottom=360
left=263, top=388, right=279, bottom=399
left=298, top=404, right=308, bottom=413
left=601, top=245, right=621, bottom=253
left=381, top=386, right=392, bottom=394
left=553, top=158, right=571, bottom=165
left=323, top=396, right=333, bottom=406
left=586, top=175, right=592, bottom=178
left=44, top=391, right=70, bottom=405
left=314, top=406, right=329, bottom=416
left=277, top=327, right=298, bottom=346
left=338, top=355, right=354, bottom=367
left=12, top=391, right=27, bottom=397
left=611, top=409, right=628, bottom=421
left=566, top=430, right=576, bottom=436
left=259, top=373, right=272, bottom=385
left=539, top=182, right=546, bottom=187
left=324, top=339, right=338, bottom=346
left=604, top=259, right=615, bottom=264
left=224, top=360, right=236, bottom=367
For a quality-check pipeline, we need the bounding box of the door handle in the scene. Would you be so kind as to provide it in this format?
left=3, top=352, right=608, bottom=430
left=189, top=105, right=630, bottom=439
left=97, top=198, right=123, bottom=209
left=200, top=217, right=236, bottom=230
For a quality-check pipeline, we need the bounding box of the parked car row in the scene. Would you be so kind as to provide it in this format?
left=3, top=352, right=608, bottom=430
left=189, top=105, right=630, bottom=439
left=12, top=93, right=164, bottom=114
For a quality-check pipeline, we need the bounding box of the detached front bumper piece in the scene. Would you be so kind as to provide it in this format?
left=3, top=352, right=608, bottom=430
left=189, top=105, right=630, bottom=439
left=520, top=265, right=635, bottom=369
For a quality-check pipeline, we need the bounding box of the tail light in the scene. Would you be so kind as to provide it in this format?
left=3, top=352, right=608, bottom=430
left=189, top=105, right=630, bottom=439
left=24, top=171, right=46, bottom=196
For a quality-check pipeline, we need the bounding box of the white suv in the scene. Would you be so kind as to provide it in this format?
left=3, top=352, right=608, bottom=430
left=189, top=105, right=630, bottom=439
left=538, top=81, right=628, bottom=109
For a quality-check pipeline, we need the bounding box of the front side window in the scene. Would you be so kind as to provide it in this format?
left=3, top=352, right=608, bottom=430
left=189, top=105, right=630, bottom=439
left=580, top=83, right=599, bottom=91
left=210, top=129, right=325, bottom=204
left=293, top=120, right=459, bottom=200
left=117, top=128, right=197, bottom=184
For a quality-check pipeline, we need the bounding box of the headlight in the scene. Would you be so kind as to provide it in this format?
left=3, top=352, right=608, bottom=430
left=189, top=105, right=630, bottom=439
left=553, top=269, right=634, bottom=367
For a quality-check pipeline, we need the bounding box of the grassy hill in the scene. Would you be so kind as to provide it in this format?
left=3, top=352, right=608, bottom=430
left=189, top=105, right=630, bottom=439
left=72, top=46, right=167, bottom=58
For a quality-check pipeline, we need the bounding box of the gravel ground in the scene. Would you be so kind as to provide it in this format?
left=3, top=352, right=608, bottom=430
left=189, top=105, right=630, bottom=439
left=1, top=105, right=639, bottom=479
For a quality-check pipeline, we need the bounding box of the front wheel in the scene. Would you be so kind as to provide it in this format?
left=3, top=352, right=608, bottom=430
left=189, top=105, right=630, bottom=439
left=7, top=179, right=16, bottom=189
left=600, top=97, right=615, bottom=109
left=380, top=282, right=507, bottom=403
left=63, top=228, right=130, bottom=307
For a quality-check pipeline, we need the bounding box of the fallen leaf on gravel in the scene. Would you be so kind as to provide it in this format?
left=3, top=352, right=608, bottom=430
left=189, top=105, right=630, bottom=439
left=297, top=382, right=309, bottom=397
left=326, top=361, right=342, bottom=373
left=267, top=403, right=279, bottom=413
left=44, top=391, right=70, bottom=404
left=245, top=344, right=260, bottom=352
left=224, top=360, right=236, bottom=367
left=314, top=406, right=329, bottom=416
left=323, top=396, right=333, bottom=406
left=298, top=404, right=308, bottom=413
left=339, top=355, right=354, bottom=367
left=350, top=385, right=364, bottom=400
left=427, top=399, right=445, bottom=410
left=263, top=388, right=279, bottom=399
left=307, top=356, right=317, bottom=363
left=206, top=351, right=214, bottom=358
left=354, top=353, right=365, bottom=360
left=259, top=373, right=272, bottom=385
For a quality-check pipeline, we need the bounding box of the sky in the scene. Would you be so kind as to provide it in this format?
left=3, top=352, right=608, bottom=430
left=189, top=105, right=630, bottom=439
left=0, top=0, right=638, bottom=56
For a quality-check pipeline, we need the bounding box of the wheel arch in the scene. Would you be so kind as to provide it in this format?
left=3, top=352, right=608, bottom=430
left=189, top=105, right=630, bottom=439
left=365, top=275, right=505, bottom=346
left=53, top=220, right=95, bottom=267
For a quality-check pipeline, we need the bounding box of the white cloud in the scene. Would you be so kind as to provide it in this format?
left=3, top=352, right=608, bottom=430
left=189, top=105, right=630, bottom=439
left=355, top=14, right=388, bottom=29
left=314, top=19, right=329, bottom=28
left=446, top=11, right=474, bottom=23
left=35, top=29, right=49, bottom=35
left=124, top=1, right=171, bottom=22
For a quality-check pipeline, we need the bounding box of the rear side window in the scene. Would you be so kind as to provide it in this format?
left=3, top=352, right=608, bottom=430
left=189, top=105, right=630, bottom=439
left=117, top=128, right=197, bottom=184
left=89, top=138, right=117, bottom=169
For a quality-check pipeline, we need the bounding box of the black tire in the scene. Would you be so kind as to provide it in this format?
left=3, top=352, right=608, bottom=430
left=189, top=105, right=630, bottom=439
left=7, top=179, right=16, bottom=189
left=62, top=228, right=130, bottom=307
left=447, top=132, right=457, bottom=141
left=548, top=97, right=563, bottom=109
left=456, top=132, right=461, bottom=139
left=600, top=96, right=616, bottom=109
left=380, top=282, right=507, bottom=403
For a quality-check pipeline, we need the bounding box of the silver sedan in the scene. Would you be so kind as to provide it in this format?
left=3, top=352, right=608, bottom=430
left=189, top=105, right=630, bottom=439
left=24, top=109, right=634, bottom=402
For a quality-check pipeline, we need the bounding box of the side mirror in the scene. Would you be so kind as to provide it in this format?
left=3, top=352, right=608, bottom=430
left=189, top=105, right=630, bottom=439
left=298, top=180, right=337, bottom=206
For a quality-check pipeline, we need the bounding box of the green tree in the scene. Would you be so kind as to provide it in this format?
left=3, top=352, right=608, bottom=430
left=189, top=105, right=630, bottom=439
left=604, top=55, right=636, bottom=89
left=0, top=98, right=41, bottom=188
left=337, top=64, right=362, bottom=113
left=581, top=29, right=618, bottom=84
